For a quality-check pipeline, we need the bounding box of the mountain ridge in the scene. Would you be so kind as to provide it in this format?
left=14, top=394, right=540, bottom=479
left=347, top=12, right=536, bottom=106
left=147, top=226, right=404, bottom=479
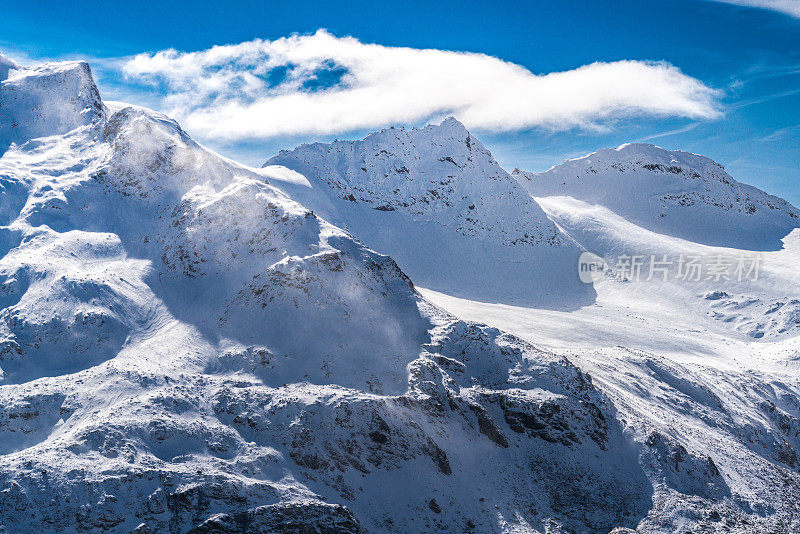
left=513, top=142, right=800, bottom=250
left=268, top=117, right=565, bottom=247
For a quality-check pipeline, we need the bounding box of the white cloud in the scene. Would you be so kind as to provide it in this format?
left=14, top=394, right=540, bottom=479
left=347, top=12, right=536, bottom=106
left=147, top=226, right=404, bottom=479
left=711, top=0, right=800, bottom=17
left=122, top=30, right=721, bottom=141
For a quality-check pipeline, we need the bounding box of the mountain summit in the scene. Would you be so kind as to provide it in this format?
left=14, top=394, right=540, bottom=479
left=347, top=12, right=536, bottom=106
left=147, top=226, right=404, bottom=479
left=513, top=143, right=800, bottom=250
left=268, top=118, right=562, bottom=247
left=0, top=59, right=106, bottom=151
left=0, top=53, right=19, bottom=81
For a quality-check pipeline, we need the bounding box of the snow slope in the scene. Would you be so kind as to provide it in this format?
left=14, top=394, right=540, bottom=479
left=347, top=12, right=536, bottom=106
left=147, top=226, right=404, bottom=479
left=422, top=148, right=800, bottom=532
left=513, top=143, right=800, bottom=250
left=265, top=119, right=594, bottom=309
left=422, top=217, right=800, bottom=531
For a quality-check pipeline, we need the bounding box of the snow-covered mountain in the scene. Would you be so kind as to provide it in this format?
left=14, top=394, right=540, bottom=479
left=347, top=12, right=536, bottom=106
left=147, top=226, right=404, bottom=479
left=268, top=118, right=560, bottom=247
left=265, top=119, right=593, bottom=308
left=513, top=143, right=800, bottom=250
left=1, top=52, right=800, bottom=534
left=0, top=56, right=106, bottom=155
left=0, top=54, right=19, bottom=82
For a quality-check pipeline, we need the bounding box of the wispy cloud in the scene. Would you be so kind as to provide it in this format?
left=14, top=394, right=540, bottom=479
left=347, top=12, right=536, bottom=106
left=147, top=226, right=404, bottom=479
left=710, top=0, right=800, bottom=18
left=121, top=30, right=722, bottom=141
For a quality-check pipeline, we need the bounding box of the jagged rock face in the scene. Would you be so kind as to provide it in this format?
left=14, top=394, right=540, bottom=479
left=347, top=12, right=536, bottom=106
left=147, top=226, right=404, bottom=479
left=264, top=119, right=594, bottom=309
left=209, top=322, right=654, bottom=533
left=515, top=143, right=800, bottom=250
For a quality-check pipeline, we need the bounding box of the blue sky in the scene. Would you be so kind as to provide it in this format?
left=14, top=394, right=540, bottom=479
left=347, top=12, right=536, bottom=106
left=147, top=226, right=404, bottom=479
left=2, top=0, right=799, bottom=203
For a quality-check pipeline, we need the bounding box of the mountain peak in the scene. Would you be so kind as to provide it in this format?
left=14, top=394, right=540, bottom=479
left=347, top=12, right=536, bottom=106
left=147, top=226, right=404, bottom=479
left=266, top=119, right=561, bottom=248
left=549, top=142, right=724, bottom=176
left=0, top=52, right=20, bottom=81
left=432, top=116, right=469, bottom=135
left=514, top=142, right=799, bottom=250
left=0, top=59, right=106, bottom=149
